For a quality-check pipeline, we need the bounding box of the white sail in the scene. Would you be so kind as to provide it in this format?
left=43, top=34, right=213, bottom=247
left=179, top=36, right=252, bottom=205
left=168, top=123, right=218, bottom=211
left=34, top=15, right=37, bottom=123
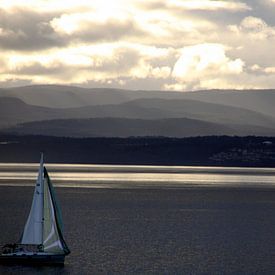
left=21, top=154, right=44, bottom=244
left=42, top=171, right=64, bottom=254
left=20, top=154, right=69, bottom=255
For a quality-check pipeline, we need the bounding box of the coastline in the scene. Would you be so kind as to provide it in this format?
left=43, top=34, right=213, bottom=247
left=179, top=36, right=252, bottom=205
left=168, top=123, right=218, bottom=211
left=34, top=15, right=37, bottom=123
left=1, top=135, right=275, bottom=167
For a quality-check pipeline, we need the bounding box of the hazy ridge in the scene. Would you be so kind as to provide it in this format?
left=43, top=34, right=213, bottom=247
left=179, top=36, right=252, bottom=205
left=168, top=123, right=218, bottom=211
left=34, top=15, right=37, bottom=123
left=1, top=85, right=275, bottom=137
left=1, top=85, right=275, bottom=117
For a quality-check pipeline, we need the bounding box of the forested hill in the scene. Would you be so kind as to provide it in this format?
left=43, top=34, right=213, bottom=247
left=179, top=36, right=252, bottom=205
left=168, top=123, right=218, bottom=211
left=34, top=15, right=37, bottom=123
left=1, top=135, right=275, bottom=167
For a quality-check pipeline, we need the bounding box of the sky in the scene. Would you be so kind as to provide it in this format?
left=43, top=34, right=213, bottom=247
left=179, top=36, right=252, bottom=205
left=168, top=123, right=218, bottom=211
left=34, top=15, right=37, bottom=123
left=1, top=0, right=275, bottom=91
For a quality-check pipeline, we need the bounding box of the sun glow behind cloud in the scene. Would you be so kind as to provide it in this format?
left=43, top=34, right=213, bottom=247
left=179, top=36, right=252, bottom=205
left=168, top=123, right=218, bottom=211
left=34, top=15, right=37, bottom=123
left=0, top=0, right=275, bottom=90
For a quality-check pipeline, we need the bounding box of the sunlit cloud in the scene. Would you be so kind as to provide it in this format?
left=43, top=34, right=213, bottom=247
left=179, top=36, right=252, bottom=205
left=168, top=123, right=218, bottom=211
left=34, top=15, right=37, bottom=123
left=138, top=0, right=251, bottom=12
left=1, top=41, right=175, bottom=86
left=229, top=16, right=275, bottom=40
left=249, top=64, right=275, bottom=74
left=173, top=43, right=243, bottom=77
left=169, top=43, right=244, bottom=90
left=0, top=0, right=275, bottom=90
left=166, top=0, right=251, bottom=11
left=264, top=67, right=275, bottom=73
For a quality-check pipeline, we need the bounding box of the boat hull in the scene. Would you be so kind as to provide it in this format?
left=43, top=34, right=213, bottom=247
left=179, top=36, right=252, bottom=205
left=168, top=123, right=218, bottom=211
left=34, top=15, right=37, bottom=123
left=0, top=254, right=65, bottom=265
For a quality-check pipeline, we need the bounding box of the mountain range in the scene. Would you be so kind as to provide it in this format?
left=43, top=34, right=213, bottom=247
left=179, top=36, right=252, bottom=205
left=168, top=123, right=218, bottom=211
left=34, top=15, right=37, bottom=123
left=1, top=85, right=275, bottom=137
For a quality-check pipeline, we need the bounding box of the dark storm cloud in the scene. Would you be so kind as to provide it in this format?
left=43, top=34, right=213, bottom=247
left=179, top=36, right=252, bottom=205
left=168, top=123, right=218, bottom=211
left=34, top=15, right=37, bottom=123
left=10, top=62, right=66, bottom=75
left=0, top=8, right=68, bottom=51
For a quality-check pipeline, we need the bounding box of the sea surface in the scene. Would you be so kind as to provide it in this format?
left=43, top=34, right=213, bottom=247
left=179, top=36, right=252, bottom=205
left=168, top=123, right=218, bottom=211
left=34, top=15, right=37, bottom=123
left=1, top=163, right=275, bottom=189
left=1, top=164, right=275, bottom=274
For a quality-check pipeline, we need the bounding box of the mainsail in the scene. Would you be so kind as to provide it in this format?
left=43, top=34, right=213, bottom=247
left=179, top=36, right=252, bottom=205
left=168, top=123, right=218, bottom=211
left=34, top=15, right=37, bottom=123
left=21, top=154, right=44, bottom=244
left=20, top=154, right=70, bottom=255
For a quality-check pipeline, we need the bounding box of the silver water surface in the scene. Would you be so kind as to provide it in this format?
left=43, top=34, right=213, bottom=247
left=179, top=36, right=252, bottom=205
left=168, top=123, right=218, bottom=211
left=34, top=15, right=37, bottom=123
left=1, top=163, right=275, bottom=188
left=2, top=165, right=275, bottom=273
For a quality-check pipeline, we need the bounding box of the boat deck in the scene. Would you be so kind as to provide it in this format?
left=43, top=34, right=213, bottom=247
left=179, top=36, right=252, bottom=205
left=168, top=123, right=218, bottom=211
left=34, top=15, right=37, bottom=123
left=0, top=252, right=65, bottom=265
left=0, top=243, right=65, bottom=265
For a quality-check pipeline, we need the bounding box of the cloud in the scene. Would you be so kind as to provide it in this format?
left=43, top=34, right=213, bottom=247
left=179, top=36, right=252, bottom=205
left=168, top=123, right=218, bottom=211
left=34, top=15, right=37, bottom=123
left=264, top=67, right=275, bottom=73
left=0, top=8, right=67, bottom=51
left=166, top=0, right=251, bottom=12
left=51, top=15, right=144, bottom=43
left=0, top=58, right=7, bottom=74
left=170, top=43, right=244, bottom=89
left=229, top=16, right=275, bottom=40
left=0, top=0, right=97, bottom=12
left=49, top=5, right=216, bottom=49
left=239, top=16, right=275, bottom=39
left=139, top=0, right=251, bottom=12
left=249, top=64, right=275, bottom=74
left=8, top=62, right=66, bottom=76
left=240, top=16, right=267, bottom=30
left=1, top=42, right=174, bottom=86
left=0, top=1, right=275, bottom=91
left=226, top=16, right=275, bottom=69
left=2, top=0, right=251, bottom=13
left=0, top=7, right=145, bottom=52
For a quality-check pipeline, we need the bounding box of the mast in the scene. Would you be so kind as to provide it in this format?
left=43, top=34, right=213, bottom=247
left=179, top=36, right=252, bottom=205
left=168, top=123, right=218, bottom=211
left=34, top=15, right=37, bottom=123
left=41, top=153, right=44, bottom=247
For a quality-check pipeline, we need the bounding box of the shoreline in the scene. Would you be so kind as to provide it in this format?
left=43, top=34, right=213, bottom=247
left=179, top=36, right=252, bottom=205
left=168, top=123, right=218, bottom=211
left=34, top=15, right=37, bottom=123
left=1, top=135, right=275, bottom=168
left=1, top=183, right=275, bottom=191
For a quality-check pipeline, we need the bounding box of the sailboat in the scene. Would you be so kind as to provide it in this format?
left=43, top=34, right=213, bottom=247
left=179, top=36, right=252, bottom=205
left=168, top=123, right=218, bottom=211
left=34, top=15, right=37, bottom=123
left=0, top=154, right=70, bottom=265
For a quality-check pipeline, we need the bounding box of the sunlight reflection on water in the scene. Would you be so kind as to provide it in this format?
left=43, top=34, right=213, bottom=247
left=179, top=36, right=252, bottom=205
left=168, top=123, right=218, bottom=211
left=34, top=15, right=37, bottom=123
left=0, top=163, right=275, bottom=188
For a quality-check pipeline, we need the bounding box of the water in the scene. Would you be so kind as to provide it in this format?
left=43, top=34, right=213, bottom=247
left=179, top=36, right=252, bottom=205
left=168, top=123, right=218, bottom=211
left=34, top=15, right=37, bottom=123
left=1, top=163, right=275, bottom=189
left=1, top=164, right=275, bottom=274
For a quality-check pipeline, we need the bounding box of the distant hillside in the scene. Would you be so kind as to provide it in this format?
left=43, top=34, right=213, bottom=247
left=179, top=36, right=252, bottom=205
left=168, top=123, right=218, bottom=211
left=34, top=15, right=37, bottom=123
left=4, top=117, right=275, bottom=138
left=0, top=85, right=275, bottom=118
left=177, top=89, right=275, bottom=119
left=120, top=98, right=275, bottom=127
left=0, top=97, right=162, bottom=128
left=0, top=85, right=139, bottom=108
left=1, top=97, right=275, bottom=133
left=1, top=85, right=275, bottom=138
left=0, top=97, right=62, bottom=128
